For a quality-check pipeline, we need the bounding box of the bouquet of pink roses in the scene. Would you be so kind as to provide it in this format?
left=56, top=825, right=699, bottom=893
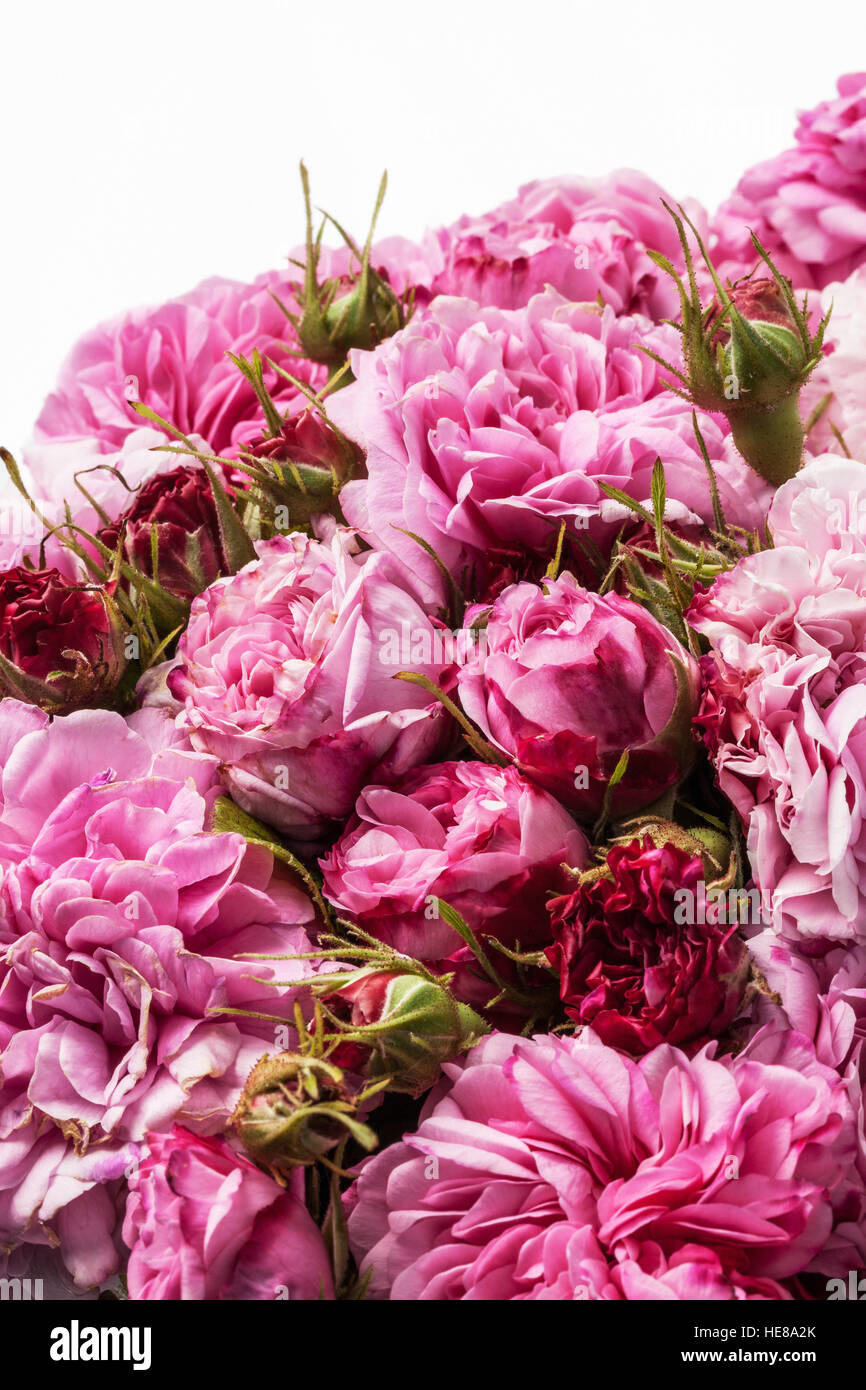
left=3, top=73, right=866, bottom=1306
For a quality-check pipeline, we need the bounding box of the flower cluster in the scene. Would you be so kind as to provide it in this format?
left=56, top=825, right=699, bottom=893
left=2, top=78, right=866, bottom=1304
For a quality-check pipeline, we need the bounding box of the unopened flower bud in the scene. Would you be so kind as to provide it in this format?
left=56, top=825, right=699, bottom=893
left=230, top=1052, right=376, bottom=1174
left=648, top=204, right=829, bottom=487
left=287, top=165, right=413, bottom=378
left=321, top=968, right=486, bottom=1098
left=99, top=463, right=237, bottom=602
left=242, top=409, right=363, bottom=529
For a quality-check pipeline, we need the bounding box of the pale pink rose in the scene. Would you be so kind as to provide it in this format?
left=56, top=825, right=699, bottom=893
left=691, top=463, right=866, bottom=944
left=747, top=931, right=866, bottom=1076
left=0, top=701, right=320, bottom=1287
left=330, top=290, right=767, bottom=607
left=428, top=171, right=706, bottom=319
left=801, top=267, right=866, bottom=459
left=711, top=74, right=866, bottom=290
left=0, top=456, right=74, bottom=576
left=346, top=1027, right=861, bottom=1299
left=457, top=573, right=699, bottom=821
left=22, top=426, right=214, bottom=549
left=769, top=451, right=866, bottom=555
left=319, top=760, right=588, bottom=1009
left=169, top=529, right=452, bottom=846
left=123, top=1128, right=334, bottom=1300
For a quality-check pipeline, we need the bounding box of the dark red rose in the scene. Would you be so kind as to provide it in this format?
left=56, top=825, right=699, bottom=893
left=99, top=464, right=232, bottom=600
left=0, top=565, right=127, bottom=711
left=546, top=835, right=749, bottom=1054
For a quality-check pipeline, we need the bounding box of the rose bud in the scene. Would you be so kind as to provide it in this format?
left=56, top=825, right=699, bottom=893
left=318, top=967, right=487, bottom=1098
left=287, top=165, right=411, bottom=372
left=457, top=573, right=699, bottom=822
left=705, top=276, right=815, bottom=482
left=241, top=408, right=363, bottom=529
left=546, top=827, right=749, bottom=1054
left=0, top=565, right=128, bottom=712
left=99, top=463, right=234, bottom=601
left=230, top=1053, right=377, bottom=1174
left=647, top=203, right=828, bottom=486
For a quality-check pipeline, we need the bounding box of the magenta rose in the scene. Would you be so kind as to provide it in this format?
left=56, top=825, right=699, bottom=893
left=169, top=528, right=452, bottom=847
left=547, top=836, right=749, bottom=1054
left=346, top=1027, right=863, bottom=1299
left=319, top=760, right=588, bottom=1008
left=330, top=290, right=768, bottom=606
left=456, top=573, right=699, bottom=821
left=0, top=702, right=319, bottom=1287
left=0, top=565, right=127, bottom=712
left=243, top=407, right=358, bottom=476
left=711, top=73, right=866, bottom=291
left=123, top=1127, right=334, bottom=1300
left=98, top=463, right=234, bottom=601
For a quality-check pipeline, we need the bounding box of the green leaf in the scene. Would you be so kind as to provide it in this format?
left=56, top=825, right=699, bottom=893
left=210, top=795, right=333, bottom=925
left=592, top=748, right=630, bottom=842
left=691, top=411, right=726, bottom=534
left=392, top=671, right=507, bottom=765
left=200, top=458, right=257, bottom=572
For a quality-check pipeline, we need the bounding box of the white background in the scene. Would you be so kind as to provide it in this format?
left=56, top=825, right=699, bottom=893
left=1, top=0, right=860, bottom=451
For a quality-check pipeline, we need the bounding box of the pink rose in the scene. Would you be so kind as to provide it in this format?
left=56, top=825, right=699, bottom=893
left=457, top=573, right=699, bottom=821
left=801, top=268, right=866, bottom=459
left=330, top=290, right=768, bottom=606
left=429, top=171, right=705, bottom=319
left=123, top=1127, right=334, bottom=1300
left=691, top=460, right=866, bottom=943
left=319, top=760, right=588, bottom=1008
left=0, top=702, right=319, bottom=1287
left=769, top=451, right=866, bottom=556
left=346, top=1027, right=862, bottom=1299
left=747, top=931, right=866, bottom=1077
left=169, top=529, right=451, bottom=846
left=711, top=73, right=866, bottom=290
left=30, top=273, right=327, bottom=460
